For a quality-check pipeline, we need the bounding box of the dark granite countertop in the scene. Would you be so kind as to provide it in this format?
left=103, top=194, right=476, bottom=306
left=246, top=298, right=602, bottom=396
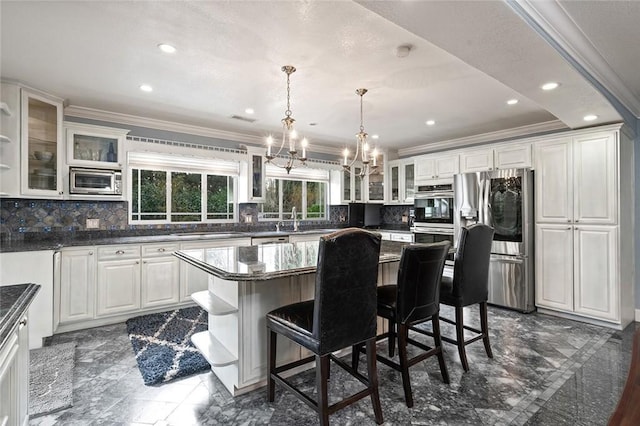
left=0, top=283, right=40, bottom=349
left=175, top=239, right=405, bottom=281
left=0, top=226, right=413, bottom=253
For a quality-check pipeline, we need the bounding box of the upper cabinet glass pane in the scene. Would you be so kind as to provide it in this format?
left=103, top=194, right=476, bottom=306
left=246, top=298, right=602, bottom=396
left=26, top=98, right=59, bottom=191
left=72, top=134, right=118, bottom=163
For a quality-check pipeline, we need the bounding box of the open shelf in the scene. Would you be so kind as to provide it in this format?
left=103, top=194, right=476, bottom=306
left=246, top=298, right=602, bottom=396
left=191, top=331, right=237, bottom=367
left=191, top=291, right=237, bottom=315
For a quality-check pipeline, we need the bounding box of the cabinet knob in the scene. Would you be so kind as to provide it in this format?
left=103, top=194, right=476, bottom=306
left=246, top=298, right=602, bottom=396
left=89, top=251, right=93, bottom=255
left=59, top=191, right=63, bottom=195
left=158, top=248, right=165, bottom=252
left=115, top=250, right=125, bottom=255
left=143, top=260, right=147, bottom=264
left=567, top=219, right=571, bottom=223
left=20, top=318, right=27, bottom=326
left=575, top=219, right=579, bottom=223
left=136, top=261, right=140, bottom=264
left=567, top=227, right=572, bottom=230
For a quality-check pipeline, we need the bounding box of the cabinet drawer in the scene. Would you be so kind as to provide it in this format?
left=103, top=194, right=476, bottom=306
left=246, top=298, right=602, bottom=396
left=390, top=233, right=414, bottom=243
left=142, top=243, right=179, bottom=258
left=97, top=245, right=141, bottom=261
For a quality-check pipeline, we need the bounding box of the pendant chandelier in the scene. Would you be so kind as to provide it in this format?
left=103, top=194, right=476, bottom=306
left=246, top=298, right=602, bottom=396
left=265, top=65, right=308, bottom=174
left=342, top=88, right=378, bottom=177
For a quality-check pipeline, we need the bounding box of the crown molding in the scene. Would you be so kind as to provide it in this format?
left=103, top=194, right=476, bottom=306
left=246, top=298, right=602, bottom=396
left=398, top=120, right=567, bottom=156
left=64, top=105, right=343, bottom=157
left=512, top=0, right=640, bottom=119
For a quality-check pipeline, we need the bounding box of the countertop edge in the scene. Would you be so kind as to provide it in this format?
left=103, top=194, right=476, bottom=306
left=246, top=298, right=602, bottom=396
left=0, top=283, right=41, bottom=349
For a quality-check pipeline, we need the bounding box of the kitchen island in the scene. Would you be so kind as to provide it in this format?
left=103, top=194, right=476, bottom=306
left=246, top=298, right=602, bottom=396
left=174, top=239, right=403, bottom=396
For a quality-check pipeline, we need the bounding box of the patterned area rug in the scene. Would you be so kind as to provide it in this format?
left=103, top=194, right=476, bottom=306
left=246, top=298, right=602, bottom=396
left=125, top=307, right=209, bottom=385
left=29, top=342, right=76, bottom=417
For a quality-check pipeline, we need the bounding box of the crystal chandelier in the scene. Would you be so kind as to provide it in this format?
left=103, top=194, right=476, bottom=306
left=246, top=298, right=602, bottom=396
left=342, top=88, right=378, bottom=177
left=265, top=65, right=308, bottom=174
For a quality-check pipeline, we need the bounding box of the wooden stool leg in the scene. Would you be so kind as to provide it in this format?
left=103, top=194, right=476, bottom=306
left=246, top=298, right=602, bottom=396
left=480, top=302, right=493, bottom=358
left=352, top=343, right=361, bottom=371
left=317, top=354, right=330, bottom=426
left=432, top=315, right=450, bottom=384
left=397, top=323, right=414, bottom=408
left=455, top=306, right=470, bottom=372
left=267, top=329, right=276, bottom=402
left=366, top=339, right=384, bottom=424
left=388, top=318, right=396, bottom=357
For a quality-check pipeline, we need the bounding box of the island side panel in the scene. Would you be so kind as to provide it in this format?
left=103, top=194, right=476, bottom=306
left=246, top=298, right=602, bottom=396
left=239, top=276, right=303, bottom=389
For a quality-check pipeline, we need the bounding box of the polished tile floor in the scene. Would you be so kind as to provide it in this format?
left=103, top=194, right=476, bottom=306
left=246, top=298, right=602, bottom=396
left=30, top=306, right=637, bottom=425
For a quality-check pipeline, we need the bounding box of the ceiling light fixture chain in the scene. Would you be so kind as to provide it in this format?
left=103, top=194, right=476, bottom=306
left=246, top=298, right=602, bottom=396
left=343, top=88, right=378, bottom=178
left=265, top=65, right=308, bottom=174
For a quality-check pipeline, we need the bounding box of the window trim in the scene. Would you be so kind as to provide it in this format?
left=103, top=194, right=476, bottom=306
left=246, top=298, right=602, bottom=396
left=128, top=153, right=239, bottom=224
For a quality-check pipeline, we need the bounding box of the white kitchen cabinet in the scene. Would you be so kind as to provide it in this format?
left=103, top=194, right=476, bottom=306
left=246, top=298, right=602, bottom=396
left=0, top=250, right=54, bottom=349
left=65, top=121, right=129, bottom=169
left=141, top=243, right=180, bottom=308
left=96, top=253, right=141, bottom=317
left=460, top=143, right=532, bottom=173
left=179, top=238, right=251, bottom=302
left=535, top=224, right=573, bottom=312
left=59, top=248, right=95, bottom=324
left=533, top=125, right=632, bottom=328
left=534, top=132, right=616, bottom=225
left=341, top=166, right=363, bottom=203
left=21, top=88, right=64, bottom=198
left=0, top=313, right=29, bottom=426
left=414, top=153, right=459, bottom=183
left=388, top=159, right=415, bottom=203
left=573, top=226, right=618, bottom=321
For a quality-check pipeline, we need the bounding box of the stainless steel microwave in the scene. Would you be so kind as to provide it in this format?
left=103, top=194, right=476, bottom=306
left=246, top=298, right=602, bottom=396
left=69, top=167, right=122, bottom=195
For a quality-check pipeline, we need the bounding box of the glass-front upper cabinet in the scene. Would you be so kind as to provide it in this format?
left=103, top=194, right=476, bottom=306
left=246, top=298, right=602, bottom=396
left=65, top=122, right=129, bottom=169
left=403, top=162, right=415, bottom=202
left=342, top=166, right=364, bottom=203
left=21, top=89, right=64, bottom=197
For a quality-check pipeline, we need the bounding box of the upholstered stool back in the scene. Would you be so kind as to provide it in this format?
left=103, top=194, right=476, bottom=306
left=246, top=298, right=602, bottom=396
left=396, top=241, right=451, bottom=324
left=313, top=228, right=381, bottom=355
left=450, top=224, right=494, bottom=306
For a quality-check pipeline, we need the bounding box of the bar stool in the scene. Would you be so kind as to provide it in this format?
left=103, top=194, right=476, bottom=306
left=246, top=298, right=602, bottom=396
left=266, top=228, right=383, bottom=425
left=353, top=241, right=451, bottom=408
left=439, top=223, right=495, bottom=372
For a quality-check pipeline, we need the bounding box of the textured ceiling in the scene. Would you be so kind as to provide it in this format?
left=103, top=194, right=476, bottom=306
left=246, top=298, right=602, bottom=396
left=0, top=1, right=636, bottom=157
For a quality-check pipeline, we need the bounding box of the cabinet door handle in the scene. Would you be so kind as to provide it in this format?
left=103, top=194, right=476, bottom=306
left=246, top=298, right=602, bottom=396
left=143, top=261, right=147, bottom=264
left=567, top=219, right=571, bottom=223
left=575, top=219, right=579, bottom=223
left=89, top=251, right=93, bottom=255
left=136, top=261, right=140, bottom=264
left=115, top=250, right=125, bottom=255
left=20, top=318, right=27, bottom=326
left=158, top=248, right=166, bottom=252
left=567, top=227, right=572, bottom=230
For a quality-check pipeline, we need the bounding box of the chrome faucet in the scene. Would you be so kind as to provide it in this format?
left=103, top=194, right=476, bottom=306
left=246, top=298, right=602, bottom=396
left=291, top=206, right=299, bottom=232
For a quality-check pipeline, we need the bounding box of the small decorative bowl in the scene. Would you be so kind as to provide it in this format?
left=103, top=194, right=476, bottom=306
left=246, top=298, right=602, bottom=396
left=34, top=151, right=53, bottom=161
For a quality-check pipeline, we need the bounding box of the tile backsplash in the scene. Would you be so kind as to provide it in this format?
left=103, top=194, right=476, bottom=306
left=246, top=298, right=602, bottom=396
left=0, top=198, right=410, bottom=243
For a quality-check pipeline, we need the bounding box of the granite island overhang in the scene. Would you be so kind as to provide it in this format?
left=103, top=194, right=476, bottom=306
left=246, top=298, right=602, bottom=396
left=173, top=240, right=403, bottom=396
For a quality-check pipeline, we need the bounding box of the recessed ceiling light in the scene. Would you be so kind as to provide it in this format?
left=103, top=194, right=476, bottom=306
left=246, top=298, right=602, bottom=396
left=541, top=82, right=559, bottom=91
left=583, top=114, right=598, bottom=121
left=140, top=84, right=153, bottom=92
left=371, top=134, right=379, bottom=139
left=507, top=99, right=519, bottom=105
left=245, top=108, right=254, bottom=115
left=158, top=43, right=176, bottom=54
left=426, top=120, right=435, bottom=126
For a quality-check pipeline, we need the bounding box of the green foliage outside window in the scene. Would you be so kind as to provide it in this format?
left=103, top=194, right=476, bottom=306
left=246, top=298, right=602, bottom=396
left=131, top=168, right=235, bottom=223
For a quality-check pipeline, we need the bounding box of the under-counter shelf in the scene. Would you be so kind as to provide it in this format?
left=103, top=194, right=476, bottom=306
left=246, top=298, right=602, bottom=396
left=191, top=291, right=237, bottom=315
left=191, top=331, right=237, bottom=367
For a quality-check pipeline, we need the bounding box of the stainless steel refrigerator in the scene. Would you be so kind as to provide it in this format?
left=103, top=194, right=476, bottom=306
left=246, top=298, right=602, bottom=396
left=453, top=168, right=534, bottom=312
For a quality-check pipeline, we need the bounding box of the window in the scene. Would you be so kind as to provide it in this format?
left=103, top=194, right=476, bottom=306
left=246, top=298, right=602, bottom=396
left=261, top=177, right=327, bottom=220
left=130, top=163, right=236, bottom=223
